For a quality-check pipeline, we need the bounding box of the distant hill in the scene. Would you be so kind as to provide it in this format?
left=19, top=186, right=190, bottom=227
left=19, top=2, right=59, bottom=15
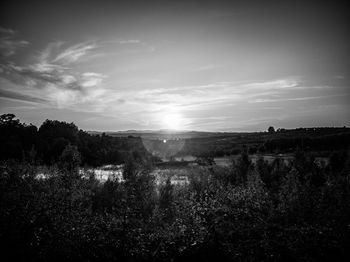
left=87, top=127, right=350, bottom=140
left=87, top=127, right=350, bottom=158
left=87, top=130, right=228, bottom=140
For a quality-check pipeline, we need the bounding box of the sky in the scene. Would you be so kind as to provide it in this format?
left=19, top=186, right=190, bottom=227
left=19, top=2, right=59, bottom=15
left=0, top=0, right=349, bottom=131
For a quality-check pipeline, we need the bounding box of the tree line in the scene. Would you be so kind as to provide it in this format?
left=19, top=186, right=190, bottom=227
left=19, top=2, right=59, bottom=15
left=0, top=114, right=152, bottom=166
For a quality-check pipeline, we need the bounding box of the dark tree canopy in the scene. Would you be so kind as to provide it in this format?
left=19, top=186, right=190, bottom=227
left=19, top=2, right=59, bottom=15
left=0, top=114, right=151, bottom=166
left=268, top=126, right=275, bottom=133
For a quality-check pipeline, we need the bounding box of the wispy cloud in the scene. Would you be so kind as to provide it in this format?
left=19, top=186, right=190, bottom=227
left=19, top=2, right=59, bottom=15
left=244, top=78, right=299, bottom=90
left=1, top=28, right=346, bottom=130
left=52, top=42, right=97, bottom=64
left=89, top=75, right=346, bottom=130
left=0, top=27, right=16, bottom=35
left=116, top=78, right=303, bottom=110
left=0, top=34, right=106, bottom=109
left=249, top=94, right=350, bottom=103
left=0, top=27, right=29, bottom=57
left=117, top=39, right=140, bottom=44
left=0, top=89, right=48, bottom=104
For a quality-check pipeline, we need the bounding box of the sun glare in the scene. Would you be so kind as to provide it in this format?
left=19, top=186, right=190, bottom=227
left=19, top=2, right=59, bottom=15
left=162, top=113, right=183, bottom=130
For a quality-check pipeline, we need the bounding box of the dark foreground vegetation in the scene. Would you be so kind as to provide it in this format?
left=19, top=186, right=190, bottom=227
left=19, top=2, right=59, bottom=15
left=0, top=114, right=153, bottom=166
left=174, top=127, right=350, bottom=158
left=1, top=114, right=350, bottom=261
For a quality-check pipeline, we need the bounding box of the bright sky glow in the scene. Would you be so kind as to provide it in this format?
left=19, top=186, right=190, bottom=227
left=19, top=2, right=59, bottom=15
left=162, top=113, right=183, bottom=130
left=0, top=0, right=349, bottom=131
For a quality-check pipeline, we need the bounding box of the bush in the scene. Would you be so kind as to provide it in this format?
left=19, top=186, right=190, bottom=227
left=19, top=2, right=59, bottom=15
left=1, top=150, right=350, bottom=261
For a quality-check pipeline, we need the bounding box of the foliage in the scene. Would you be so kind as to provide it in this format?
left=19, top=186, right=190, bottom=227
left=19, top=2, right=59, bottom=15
left=1, top=149, right=349, bottom=261
left=1, top=114, right=350, bottom=260
left=0, top=114, right=152, bottom=166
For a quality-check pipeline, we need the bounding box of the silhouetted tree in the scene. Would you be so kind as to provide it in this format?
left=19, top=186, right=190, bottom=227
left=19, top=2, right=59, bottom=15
left=268, top=126, right=275, bottom=133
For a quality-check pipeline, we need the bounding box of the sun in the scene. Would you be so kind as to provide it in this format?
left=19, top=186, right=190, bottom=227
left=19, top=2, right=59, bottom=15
left=162, top=113, right=183, bottom=130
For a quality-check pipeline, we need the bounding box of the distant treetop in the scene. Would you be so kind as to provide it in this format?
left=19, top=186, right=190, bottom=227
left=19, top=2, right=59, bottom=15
left=268, top=126, right=275, bottom=133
